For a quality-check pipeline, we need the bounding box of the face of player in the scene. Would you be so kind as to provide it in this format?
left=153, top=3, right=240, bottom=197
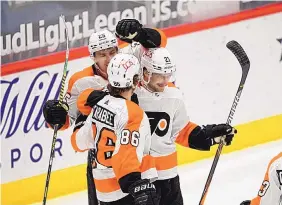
left=144, top=71, right=172, bottom=92
left=94, top=47, right=118, bottom=79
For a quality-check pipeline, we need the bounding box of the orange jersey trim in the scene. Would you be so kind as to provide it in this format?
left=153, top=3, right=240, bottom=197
left=175, top=122, right=198, bottom=147
left=67, top=66, right=95, bottom=93
left=76, top=88, right=95, bottom=116
left=155, top=152, right=178, bottom=171
left=140, top=155, right=156, bottom=173
left=94, top=177, right=120, bottom=193
left=167, top=82, right=176, bottom=87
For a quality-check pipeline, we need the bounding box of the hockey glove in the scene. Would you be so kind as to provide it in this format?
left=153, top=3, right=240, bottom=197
left=128, top=179, right=158, bottom=205
left=205, top=124, right=237, bottom=146
left=240, top=200, right=251, bottom=205
left=43, top=100, right=69, bottom=129
left=115, top=19, right=143, bottom=43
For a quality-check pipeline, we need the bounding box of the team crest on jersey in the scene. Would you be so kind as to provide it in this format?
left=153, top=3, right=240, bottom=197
left=145, top=111, right=170, bottom=137
left=92, top=104, right=115, bottom=127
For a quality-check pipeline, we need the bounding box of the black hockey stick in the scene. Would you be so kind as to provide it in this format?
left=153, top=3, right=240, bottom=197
left=42, top=15, right=69, bottom=205
left=199, top=40, right=250, bottom=205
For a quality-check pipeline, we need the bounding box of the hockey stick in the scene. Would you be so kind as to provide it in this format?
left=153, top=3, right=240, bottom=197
left=42, top=15, right=69, bottom=205
left=199, top=40, right=250, bottom=205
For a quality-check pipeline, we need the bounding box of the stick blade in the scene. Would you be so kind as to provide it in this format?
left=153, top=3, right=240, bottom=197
left=226, top=41, right=250, bottom=69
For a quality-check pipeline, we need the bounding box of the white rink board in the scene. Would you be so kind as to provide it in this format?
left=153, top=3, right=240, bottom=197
left=1, top=12, right=282, bottom=183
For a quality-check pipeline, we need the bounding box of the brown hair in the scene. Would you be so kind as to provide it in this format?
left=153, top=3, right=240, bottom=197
left=108, top=74, right=139, bottom=96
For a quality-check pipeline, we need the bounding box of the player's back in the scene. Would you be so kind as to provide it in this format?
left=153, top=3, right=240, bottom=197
left=135, top=85, right=189, bottom=180
left=73, top=94, right=156, bottom=202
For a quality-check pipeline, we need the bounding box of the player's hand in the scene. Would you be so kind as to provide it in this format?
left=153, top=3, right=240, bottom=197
left=207, top=124, right=237, bottom=146
left=240, top=200, right=251, bottom=205
left=43, top=100, right=69, bottom=129
left=129, top=179, right=158, bottom=205
left=115, top=19, right=142, bottom=41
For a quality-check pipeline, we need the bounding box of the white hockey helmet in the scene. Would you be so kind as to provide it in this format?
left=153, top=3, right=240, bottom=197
left=107, top=53, right=140, bottom=88
left=141, top=47, right=176, bottom=75
left=88, top=30, right=118, bottom=58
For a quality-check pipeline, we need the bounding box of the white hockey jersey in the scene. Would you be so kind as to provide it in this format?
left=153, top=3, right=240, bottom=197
left=71, top=94, right=157, bottom=202
left=65, top=42, right=148, bottom=129
left=251, top=152, right=282, bottom=205
left=135, top=85, right=198, bottom=180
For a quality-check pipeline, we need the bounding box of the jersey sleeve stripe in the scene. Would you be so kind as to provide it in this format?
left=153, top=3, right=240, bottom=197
left=67, top=66, right=94, bottom=93
left=94, top=177, right=121, bottom=193
left=175, top=122, right=198, bottom=147
left=140, top=154, right=156, bottom=172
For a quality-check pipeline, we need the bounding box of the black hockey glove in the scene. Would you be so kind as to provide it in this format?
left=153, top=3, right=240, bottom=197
left=205, top=124, right=237, bottom=146
left=43, top=100, right=69, bottom=129
left=240, top=200, right=251, bottom=205
left=85, top=90, right=109, bottom=108
left=128, top=179, right=158, bottom=205
left=115, top=19, right=143, bottom=43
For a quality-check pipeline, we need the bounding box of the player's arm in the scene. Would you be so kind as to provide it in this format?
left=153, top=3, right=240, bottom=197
left=111, top=101, right=157, bottom=204
left=70, top=113, right=95, bottom=152
left=171, top=94, right=237, bottom=151
left=70, top=88, right=109, bottom=151
left=116, top=19, right=167, bottom=48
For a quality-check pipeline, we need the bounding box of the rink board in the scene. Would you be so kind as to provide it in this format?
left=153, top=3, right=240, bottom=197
left=2, top=115, right=282, bottom=205
left=1, top=3, right=282, bottom=205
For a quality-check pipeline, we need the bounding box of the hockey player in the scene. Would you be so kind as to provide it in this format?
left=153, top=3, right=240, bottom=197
left=76, top=47, right=238, bottom=205
left=133, top=47, right=237, bottom=205
left=240, top=152, right=282, bottom=205
left=43, top=19, right=167, bottom=204
left=72, top=53, right=158, bottom=205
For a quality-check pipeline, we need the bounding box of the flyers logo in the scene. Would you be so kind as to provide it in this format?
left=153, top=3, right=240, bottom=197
left=121, top=60, right=134, bottom=71
left=146, top=112, right=170, bottom=137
